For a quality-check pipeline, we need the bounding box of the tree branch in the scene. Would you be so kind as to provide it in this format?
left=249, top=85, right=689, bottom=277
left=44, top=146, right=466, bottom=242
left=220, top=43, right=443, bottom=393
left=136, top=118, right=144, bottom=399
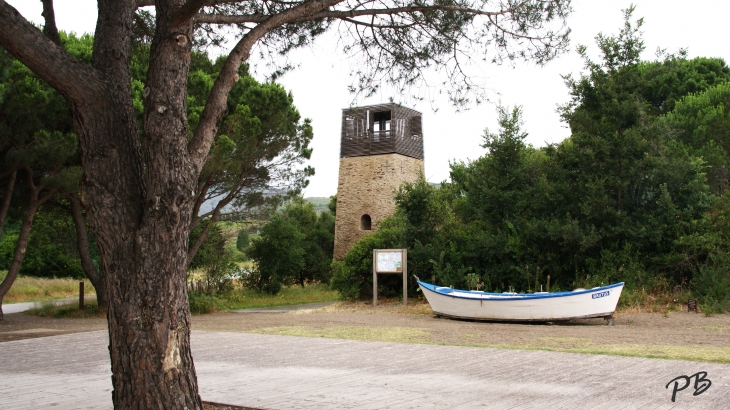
left=24, top=166, right=36, bottom=192
left=187, top=0, right=339, bottom=171
left=134, top=11, right=155, bottom=39
left=174, top=0, right=214, bottom=25
left=136, top=0, right=241, bottom=9
left=0, top=1, right=103, bottom=104
left=194, top=4, right=516, bottom=25
left=0, top=170, right=17, bottom=240
left=67, top=191, right=107, bottom=306
left=40, top=0, right=61, bottom=45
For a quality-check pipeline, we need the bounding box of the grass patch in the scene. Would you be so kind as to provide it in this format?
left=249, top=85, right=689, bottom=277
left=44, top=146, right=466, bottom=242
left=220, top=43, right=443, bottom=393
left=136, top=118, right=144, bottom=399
left=253, top=325, right=429, bottom=343
left=25, top=300, right=106, bottom=318
left=293, top=298, right=434, bottom=316
left=0, top=271, right=95, bottom=304
left=566, top=344, right=730, bottom=363
left=460, top=342, right=730, bottom=364
left=189, top=283, right=340, bottom=314
left=246, top=318, right=730, bottom=364
left=700, top=325, right=730, bottom=331
left=534, top=337, right=594, bottom=349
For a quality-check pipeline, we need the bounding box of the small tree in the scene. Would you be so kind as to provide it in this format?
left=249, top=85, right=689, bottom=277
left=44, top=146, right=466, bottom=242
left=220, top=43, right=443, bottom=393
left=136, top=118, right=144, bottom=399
left=0, top=43, right=80, bottom=316
left=246, top=215, right=305, bottom=294
left=236, top=229, right=249, bottom=252
left=279, top=198, right=335, bottom=286
left=188, top=221, right=236, bottom=295
left=0, top=34, right=107, bottom=311
left=187, top=64, right=314, bottom=265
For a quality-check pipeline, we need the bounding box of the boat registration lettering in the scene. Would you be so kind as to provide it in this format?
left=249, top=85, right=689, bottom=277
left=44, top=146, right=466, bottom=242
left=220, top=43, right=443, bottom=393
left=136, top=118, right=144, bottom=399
left=592, top=291, right=610, bottom=299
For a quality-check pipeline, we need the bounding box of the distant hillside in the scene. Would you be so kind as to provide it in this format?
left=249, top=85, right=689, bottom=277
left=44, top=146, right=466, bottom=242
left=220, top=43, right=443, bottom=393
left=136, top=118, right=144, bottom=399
left=305, top=197, right=332, bottom=212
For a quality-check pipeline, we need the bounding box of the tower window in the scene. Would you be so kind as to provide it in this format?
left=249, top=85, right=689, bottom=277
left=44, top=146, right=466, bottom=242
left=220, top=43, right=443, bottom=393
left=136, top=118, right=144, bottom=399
left=373, top=111, right=390, bottom=137
left=345, top=115, right=355, bottom=139
left=360, top=214, right=372, bottom=230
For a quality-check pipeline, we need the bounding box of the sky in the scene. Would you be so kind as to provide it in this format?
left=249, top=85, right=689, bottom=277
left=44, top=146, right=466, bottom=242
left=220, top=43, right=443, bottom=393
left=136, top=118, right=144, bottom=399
left=7, top=0, right=730, bottom=197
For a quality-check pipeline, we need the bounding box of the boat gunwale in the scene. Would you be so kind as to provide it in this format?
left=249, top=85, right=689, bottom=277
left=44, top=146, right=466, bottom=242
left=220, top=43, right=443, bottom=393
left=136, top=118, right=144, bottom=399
left=418, top=281, right=624, bottom=301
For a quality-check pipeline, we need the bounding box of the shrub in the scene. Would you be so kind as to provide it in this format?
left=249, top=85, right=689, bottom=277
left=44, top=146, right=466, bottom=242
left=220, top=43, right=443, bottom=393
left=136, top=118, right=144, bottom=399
left=188, top=293, right=221, bottom=314
left=188, top=221, right=237, bottom=295
left=246, top=215, right=305, bottom=294
left=236, top=229, right=249, bottom=251
left=693, top=251, right=730, bottom=313
left=330, top=217, right=405, bottom=299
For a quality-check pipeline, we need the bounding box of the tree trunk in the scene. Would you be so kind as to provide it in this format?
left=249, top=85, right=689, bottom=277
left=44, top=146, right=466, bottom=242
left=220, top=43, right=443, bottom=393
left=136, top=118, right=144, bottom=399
left=617, top=128, right=623, bottom=212
left=0, top=169, right=17, bottom=240
left=87, top=2, right=202, bottom=408
left=0, top=184, right=54, bottom=319
left=0, top=0, right=326, bottom=407
left=0, top=2, right=201, bottom=406
left=67, top=193, right=107, bottom=307
left=40, top=0, right=61, bottom=46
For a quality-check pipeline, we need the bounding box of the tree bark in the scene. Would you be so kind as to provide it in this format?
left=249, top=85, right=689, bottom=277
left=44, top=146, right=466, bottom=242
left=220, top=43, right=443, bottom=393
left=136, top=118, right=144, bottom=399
left=0, top=180, right=55, bottom=319
left=67, top=193, right=107, bottom=307
left=0, top=169, right=17, bottom=240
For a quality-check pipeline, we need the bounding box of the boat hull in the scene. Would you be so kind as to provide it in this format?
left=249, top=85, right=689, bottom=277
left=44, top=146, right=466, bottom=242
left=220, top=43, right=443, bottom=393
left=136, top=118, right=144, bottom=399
left=418, top=281, right=624, bottom=322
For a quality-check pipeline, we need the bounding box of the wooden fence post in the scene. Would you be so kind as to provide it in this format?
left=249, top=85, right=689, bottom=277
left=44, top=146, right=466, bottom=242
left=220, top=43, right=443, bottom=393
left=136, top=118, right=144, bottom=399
left=79, top=281, right=84, bottom=310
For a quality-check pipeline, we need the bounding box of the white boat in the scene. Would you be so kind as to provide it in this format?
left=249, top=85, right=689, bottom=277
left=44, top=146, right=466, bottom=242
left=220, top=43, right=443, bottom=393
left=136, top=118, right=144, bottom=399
left=417, top=279, right=624, bottom=324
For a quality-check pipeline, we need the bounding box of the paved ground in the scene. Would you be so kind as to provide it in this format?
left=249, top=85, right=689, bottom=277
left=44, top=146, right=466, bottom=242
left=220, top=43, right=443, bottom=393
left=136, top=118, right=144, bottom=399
left=1, top=330, right=729, bottom=409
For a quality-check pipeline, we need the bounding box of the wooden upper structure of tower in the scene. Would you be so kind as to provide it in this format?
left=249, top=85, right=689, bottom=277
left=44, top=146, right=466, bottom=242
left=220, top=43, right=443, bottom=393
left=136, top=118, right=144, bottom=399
left=333, top=103, right=425, bottom=260
left=340, top=103, right=424, bottom=160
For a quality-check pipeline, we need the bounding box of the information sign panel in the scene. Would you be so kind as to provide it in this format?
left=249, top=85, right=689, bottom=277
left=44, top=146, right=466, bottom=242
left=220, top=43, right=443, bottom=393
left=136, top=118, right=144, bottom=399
left=376, top=251, right=402, bottom=273
left=373, top=249, right=408, bottom=306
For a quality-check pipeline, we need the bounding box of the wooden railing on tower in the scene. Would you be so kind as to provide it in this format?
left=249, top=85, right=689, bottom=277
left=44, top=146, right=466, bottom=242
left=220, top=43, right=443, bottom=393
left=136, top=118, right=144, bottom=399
left=340, top=103, right=424, bottom=160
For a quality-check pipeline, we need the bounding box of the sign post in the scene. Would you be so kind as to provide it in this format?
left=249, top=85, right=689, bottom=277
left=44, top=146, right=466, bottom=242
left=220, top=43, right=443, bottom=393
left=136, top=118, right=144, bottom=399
left=373, top=249, right=408, bottom=306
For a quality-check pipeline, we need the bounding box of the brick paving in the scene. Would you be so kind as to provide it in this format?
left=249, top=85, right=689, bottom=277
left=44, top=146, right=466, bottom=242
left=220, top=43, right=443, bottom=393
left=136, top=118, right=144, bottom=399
left=1, top=330, right=728, bottom=409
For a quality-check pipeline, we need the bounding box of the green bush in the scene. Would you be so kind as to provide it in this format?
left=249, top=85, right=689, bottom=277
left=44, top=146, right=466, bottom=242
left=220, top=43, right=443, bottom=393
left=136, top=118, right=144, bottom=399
left=188, top=221, right=237, bottom=295
left=246, top=215, right=305, bottom=294
left=693, top=251, right=730, bottom=313
left=246, top=198, right=336, bottom=294
left=188, top=293, right=221, bottom=314
left=0, top=209, right=93, bottom=279
left=330, top=217, right=405, bottom=299
left=236, top=229, right=249, bottom=251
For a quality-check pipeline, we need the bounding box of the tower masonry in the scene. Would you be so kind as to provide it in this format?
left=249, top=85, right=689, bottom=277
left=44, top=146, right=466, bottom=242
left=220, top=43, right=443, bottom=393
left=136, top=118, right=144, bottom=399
left=333, top=103, right=425, bottom=260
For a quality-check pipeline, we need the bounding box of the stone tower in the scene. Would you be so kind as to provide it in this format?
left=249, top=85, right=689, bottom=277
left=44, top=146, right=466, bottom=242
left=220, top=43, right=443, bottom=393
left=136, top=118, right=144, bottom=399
left=333, top=103, right=425, bottom=260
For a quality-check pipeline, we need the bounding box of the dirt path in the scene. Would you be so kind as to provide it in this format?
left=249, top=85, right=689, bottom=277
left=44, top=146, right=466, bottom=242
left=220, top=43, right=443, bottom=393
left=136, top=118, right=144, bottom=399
left=3, top=301, right=729, bottom=361
left=0, top=312, right=107, bottom=342
left=192, top=302, right=730, bottom=349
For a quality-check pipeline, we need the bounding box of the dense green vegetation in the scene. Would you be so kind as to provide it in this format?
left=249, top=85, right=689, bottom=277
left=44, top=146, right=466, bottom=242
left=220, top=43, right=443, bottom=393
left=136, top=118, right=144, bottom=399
left=0, top=31, right=316, bottom=310
left=333, top=11, right=730, bottom=313
left=245, top=197, right=336, bottom=294
left=4, top=11, right=730, bottom=316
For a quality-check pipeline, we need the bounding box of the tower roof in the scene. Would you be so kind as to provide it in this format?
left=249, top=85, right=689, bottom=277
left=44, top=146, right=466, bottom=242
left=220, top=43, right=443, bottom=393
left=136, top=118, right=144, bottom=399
left=340, top=103, right=423, bottom=160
